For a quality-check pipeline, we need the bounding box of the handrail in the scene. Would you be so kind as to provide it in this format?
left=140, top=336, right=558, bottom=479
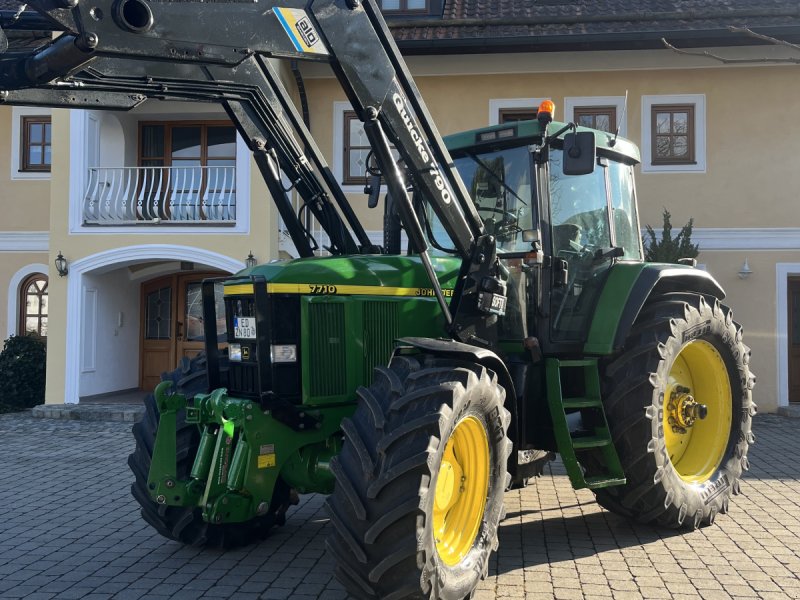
left=83, top=165, right=236, bottom=225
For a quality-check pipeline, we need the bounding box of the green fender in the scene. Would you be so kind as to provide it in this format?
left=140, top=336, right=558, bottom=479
left=583, top=262, right=726, bottom=356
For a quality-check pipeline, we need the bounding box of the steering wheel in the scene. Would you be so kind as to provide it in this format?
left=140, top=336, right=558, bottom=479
left=477, top=206, right=516, bottom=223
left=557, top=241, right=595, bottom=263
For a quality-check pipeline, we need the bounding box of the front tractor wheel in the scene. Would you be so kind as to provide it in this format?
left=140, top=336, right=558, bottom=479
left=326, top=355, right=511, bottom=600
left=596, top=293, right=756, bottom=529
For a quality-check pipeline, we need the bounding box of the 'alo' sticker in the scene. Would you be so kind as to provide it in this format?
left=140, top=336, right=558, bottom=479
left=273, top=8, right=329, bottom=56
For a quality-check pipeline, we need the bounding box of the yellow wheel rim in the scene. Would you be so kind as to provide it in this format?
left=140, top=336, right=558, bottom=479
left=663, top=340, right=732, bottom=483
left=433, top=415, right=490, bottom=566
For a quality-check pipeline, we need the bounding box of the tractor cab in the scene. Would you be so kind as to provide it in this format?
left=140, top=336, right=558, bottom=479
left=442, top=112, right=643, bottom=348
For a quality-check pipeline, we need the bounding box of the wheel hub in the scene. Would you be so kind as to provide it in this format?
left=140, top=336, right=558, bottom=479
left=434, top=457, right=464, bottom=514
left=667, top=385, right=708, bottom=434
left=663, top=340, right=733, bottom=484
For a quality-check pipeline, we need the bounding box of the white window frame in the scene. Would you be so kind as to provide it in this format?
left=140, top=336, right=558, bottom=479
left=488, top=98, right=547, bottom=126
left=10, top=107, right=52, bottom=181
left=564, top=96, right=627, bottom=137
left=641, top=94, right=706, bottom=173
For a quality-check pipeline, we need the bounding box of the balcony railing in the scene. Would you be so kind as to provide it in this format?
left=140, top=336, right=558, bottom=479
left=83, top=166, right=237, bottom=225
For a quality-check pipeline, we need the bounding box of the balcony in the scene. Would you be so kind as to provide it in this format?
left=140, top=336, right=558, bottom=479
left=83, top=165, right=237, bottom=226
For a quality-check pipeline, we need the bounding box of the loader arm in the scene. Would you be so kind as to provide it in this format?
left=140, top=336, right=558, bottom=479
left=0, top=0, right=508, bottom=346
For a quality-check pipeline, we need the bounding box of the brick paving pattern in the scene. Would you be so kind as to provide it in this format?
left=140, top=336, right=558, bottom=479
left=0, top=412, right=798, bottom=599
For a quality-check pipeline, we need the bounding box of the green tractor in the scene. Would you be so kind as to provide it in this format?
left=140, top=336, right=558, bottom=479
left=129, top=112, right=754, bottom=598
left=0, top=1, right=754, bottom=597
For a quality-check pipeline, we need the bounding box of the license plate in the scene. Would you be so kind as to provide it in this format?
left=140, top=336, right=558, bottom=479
left=234, top=316, right=257, bottom=339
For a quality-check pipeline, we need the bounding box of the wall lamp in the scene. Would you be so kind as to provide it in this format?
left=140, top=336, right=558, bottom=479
left=54, top=251, right=68, bottom=277
left=738, top=258, right=752, bottom=280
left=245, top=251, right=257, bottom=269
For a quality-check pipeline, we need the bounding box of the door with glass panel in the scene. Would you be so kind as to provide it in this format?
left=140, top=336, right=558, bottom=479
left=176, top=276, right=227, bottom=363
left=140, top=276, right=175, bottom=391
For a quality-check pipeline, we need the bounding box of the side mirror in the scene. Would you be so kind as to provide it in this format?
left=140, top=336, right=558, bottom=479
left=562, top=131, right=596, bottom=176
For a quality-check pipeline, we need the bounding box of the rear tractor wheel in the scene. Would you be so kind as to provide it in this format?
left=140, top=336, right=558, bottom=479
left=597, top=293, right=756, bottom=528
left=326, top=355, right=511, bottom=600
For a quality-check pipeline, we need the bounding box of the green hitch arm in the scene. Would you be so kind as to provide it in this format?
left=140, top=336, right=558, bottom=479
left=148, top=381, right=204, bottom=507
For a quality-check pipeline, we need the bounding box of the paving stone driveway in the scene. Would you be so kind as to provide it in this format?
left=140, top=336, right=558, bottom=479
left=0, top=412, right=798, bottom=600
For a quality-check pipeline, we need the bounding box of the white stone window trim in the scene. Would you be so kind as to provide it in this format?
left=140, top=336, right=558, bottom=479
left=67, top=110, right=252, bottom=235
left=641, top=94, right=706, bottom=173
left=564, top=96, right=628, bottom=137
left=10, top=107, right=52, bottom=181
left=777, top=263, right=800, bottom=409
left=488, top=98, right=547, bottom=126
left=6, top=263, right=49, bottom=339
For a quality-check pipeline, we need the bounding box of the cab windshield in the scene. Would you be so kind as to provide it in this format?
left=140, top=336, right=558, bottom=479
left=426, top=145, right=535, bottom=254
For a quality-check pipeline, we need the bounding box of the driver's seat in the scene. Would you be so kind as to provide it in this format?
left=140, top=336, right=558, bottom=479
left=553, top=223, right=581, bottom=254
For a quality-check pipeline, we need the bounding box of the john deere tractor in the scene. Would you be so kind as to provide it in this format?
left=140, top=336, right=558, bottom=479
left=0, top=0, right=755, bottom=598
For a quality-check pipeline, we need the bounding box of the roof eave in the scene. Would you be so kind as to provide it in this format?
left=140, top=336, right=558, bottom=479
left=394, top=27, right=800, bottom=55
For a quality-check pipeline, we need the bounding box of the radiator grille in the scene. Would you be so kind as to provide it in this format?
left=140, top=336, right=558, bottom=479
left=363, top=301, right=399, bottom=385
left=308, top=303, right=347, bottom=396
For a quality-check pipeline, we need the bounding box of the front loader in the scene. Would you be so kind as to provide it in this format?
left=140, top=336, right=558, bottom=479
left=0, top=2, right=755, bottom=598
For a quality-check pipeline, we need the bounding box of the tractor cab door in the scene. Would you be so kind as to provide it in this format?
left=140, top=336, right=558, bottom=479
left=545, top=150, right=643, bottom=346
left=545, top=150, right=642, bottom=347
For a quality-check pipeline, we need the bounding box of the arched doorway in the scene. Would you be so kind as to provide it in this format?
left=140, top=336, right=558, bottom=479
left=64, top=245, right=244, bottom=403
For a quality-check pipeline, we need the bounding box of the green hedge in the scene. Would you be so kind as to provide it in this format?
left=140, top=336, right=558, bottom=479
left=0, top=334, right=47, bottom=412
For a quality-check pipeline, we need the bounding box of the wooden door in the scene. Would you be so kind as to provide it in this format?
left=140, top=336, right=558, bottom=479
left=790, top=278, right=800, bottom=403
left=140, top=276, right=176, bottom=391
left=140, top=272, right=224, bottom=390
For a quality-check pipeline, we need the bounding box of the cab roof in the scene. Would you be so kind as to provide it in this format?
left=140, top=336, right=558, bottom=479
left=444, top=119, right=641, bottom=165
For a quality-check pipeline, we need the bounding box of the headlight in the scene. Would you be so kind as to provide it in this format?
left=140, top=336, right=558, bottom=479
left=271, top=344, right=297, bottom=363
left=229, top=343, right=242, bottom=362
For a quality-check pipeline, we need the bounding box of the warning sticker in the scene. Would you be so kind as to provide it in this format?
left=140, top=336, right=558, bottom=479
left=258, top=454, right=277, bottom=469
left=258, top=444, right=277, bottom=469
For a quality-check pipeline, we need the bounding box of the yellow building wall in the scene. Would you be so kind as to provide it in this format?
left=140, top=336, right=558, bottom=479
left=0, top=107, right=51, bottom=342
left=0, top=106, right=51, bottom=231
left=304, top=64, right=800, bottom=232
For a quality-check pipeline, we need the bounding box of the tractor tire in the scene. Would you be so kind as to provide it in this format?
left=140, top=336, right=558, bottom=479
left=128, top=353, right=295, bottom=548
left=326, top=355, right=511, bottom=600
left=595, top=292, right=756, bottom=529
